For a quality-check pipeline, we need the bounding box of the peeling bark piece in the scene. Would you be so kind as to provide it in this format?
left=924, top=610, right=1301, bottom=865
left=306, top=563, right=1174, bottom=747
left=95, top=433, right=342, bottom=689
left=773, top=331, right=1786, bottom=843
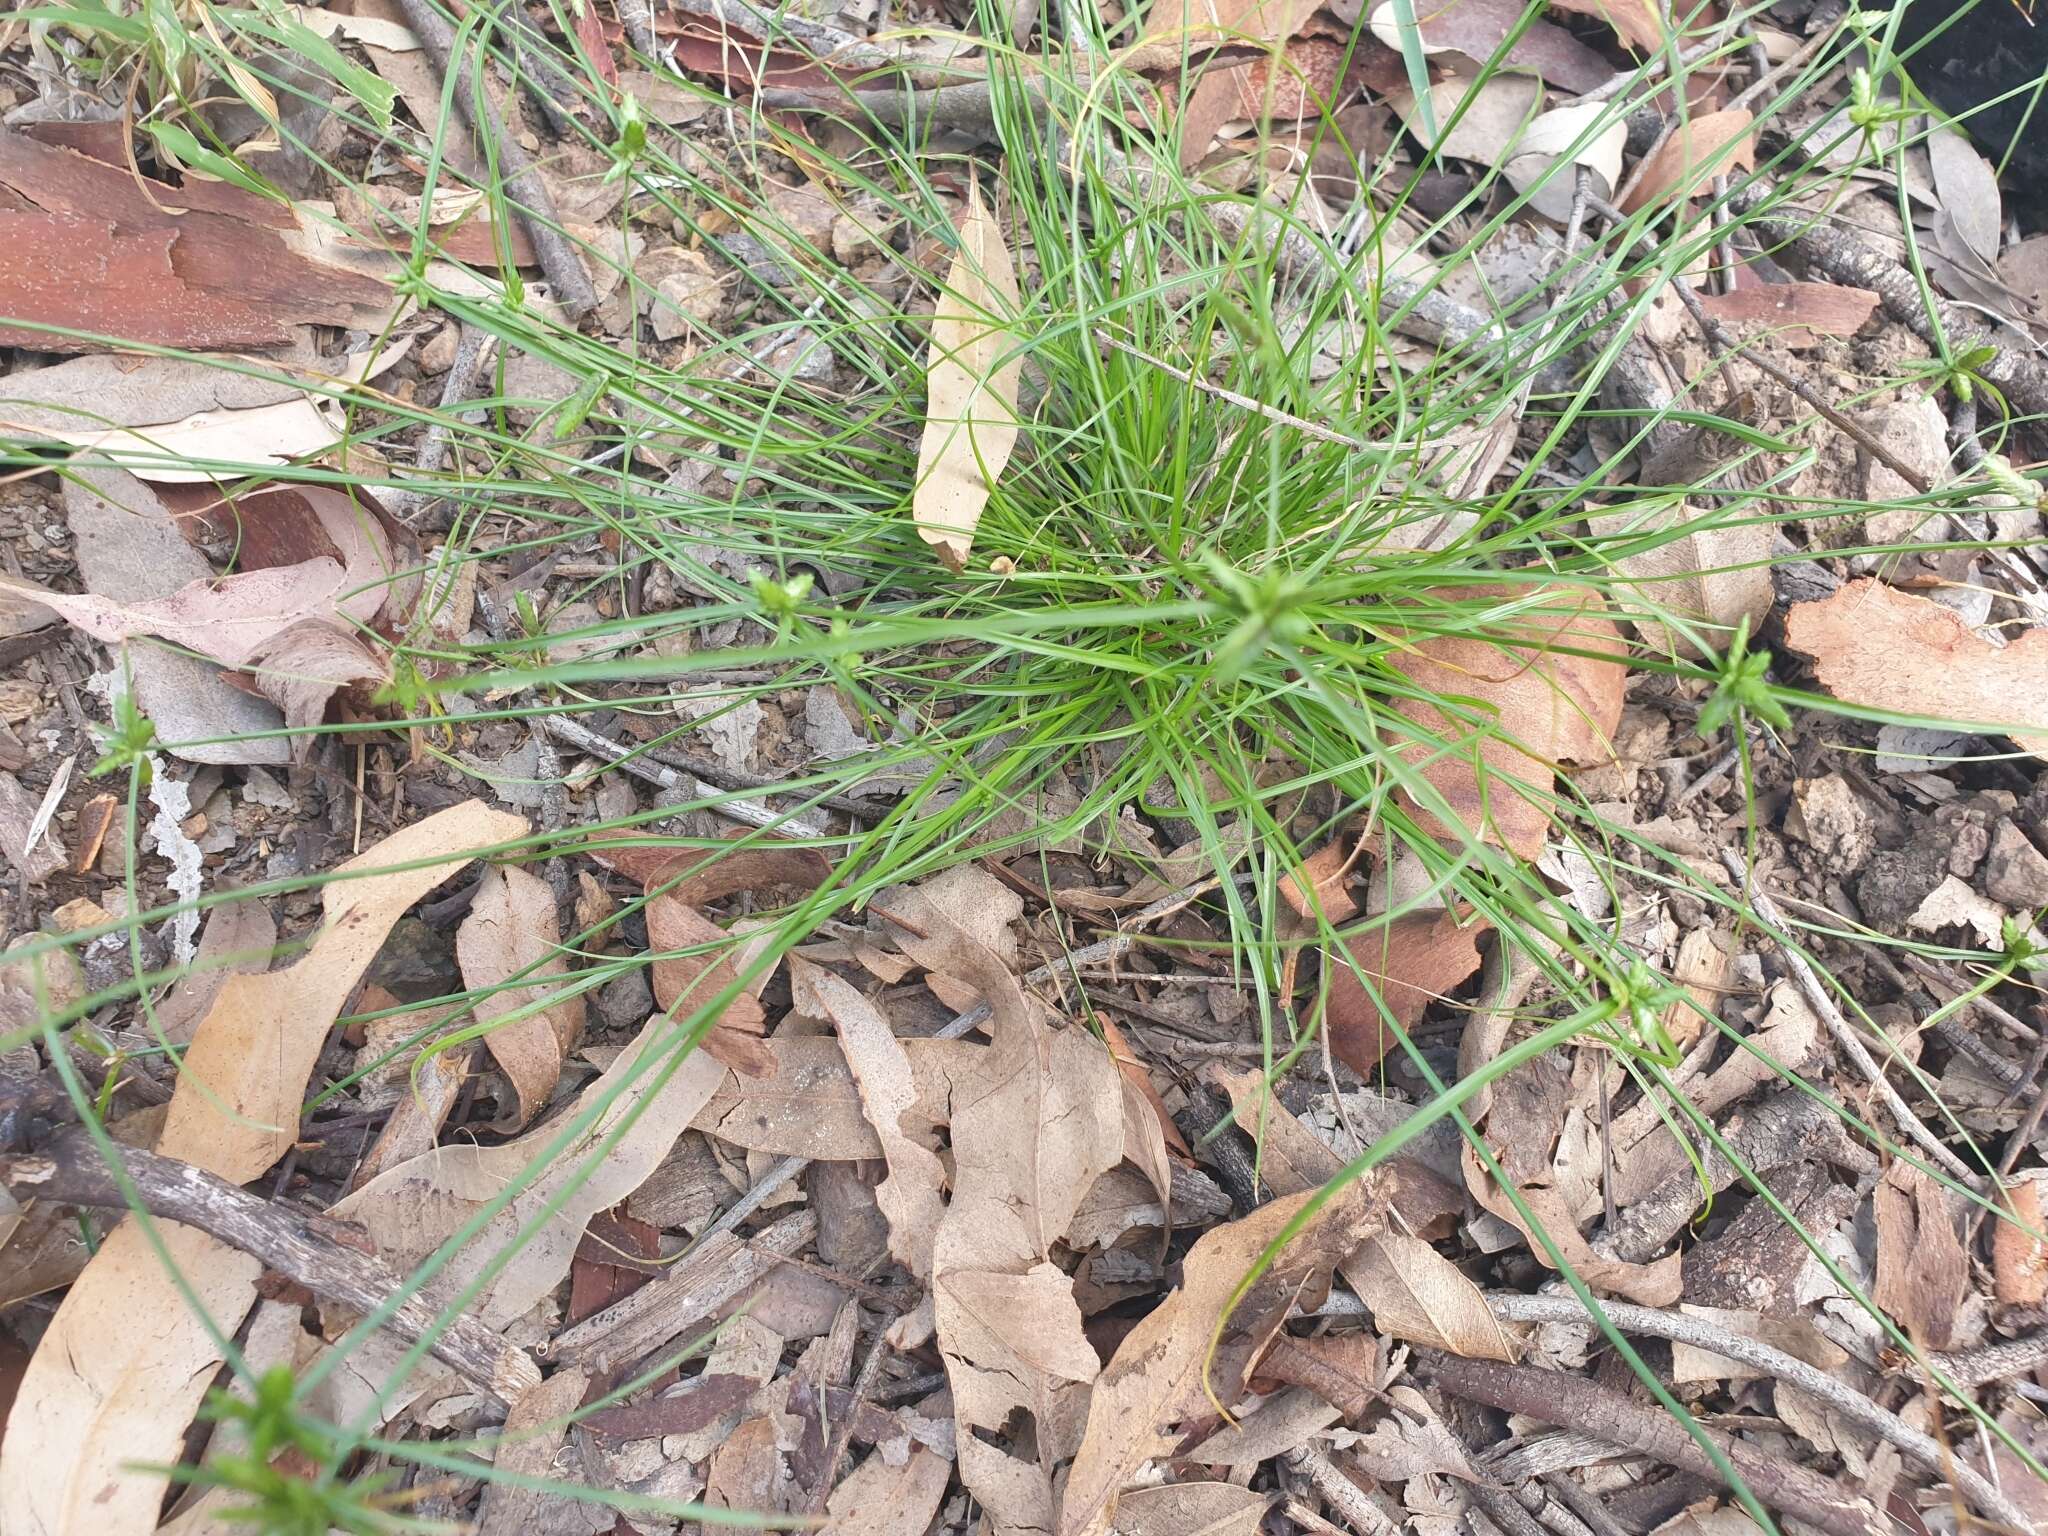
left=1873, top=1160, right=1968, bottom=1349
left=1696, top=282, right=1881, bottom=348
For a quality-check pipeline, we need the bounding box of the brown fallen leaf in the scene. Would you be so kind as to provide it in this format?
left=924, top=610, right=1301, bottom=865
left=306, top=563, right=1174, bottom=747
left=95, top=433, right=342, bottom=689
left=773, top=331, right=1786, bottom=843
left=912, top=180, right=1022, bottom=571
left=327, top=1011, right=729, bottom=1337
left=1367, top=0, right=1614, bottom=92
left=1058, top=1186, right=1383, bottom=1536
left=1326, top=908, right=1491, bottom=1075
left=1586, top=499, right=1774, bottom=661
left=887, top=886, right=1124, bottom=1536
left=1873, top=1160, right=1967, bottom=1348
left=1620, top=109, right=1755, bottom=215
left=1210, top=1068, right=1513, bottom=1359
left=1696, top=281, right=1882, bottom=348
left=792, top=957, right=948, bottom=1281
left=0, top=800, right=523, bottom=1536
left=1111, top=1482, right=1272, bottom=1536
left=1546, top=0, right=1664, bottom=52
left=1994, top=1178, right=2048, bottom=1307
left=822, top=1444, right=955, bottom=1536
left=1383, top=584, right=1628, bottom=859
left=457, top=864, right=585, bottom=1129
left=1784, top=578, right=2048, bottom=759
left=692, top=1033, right=977, bottom=1158
left=646, top=893, right=773, bottom=1073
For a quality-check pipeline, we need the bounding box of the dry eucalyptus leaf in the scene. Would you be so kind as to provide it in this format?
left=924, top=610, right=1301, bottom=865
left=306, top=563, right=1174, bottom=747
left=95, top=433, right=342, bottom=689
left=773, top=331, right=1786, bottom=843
left=1927, top=122, right=2002, bottom=270
left=1110, top=1482, right=1271, bottom=1536
left=913, top=180, right=1021, bottom=571
left=1783, top=577, right=2048, bottom=760
left=1546, top=0, right=1663, bottom=51
left=1619, top=109, right=1754, bottom=214
left=1695, top=282, right=1880, bottom=347
left=1384, top=583, right=1629, bottom=859
left=0, top=800, right=523, bottom=1536
left=1586, top=499, right=1773, bottom=659
left=327, top=1012, right=729, bottom=1335
left=1058, top=1187, right=1383, bottom=1536
left=646, top=893, right=773, bottom=1073
left=1387, top=74, right=1541, bottom=168
left=457, top=864, right=584, bottom=1129
left=792, top=957, right=947, bottom=1280
left=821, top=1444, right=954, bottom=1536
left=692, top=1033, right=978, bottom=1159
left=1345, top=1230, right=1520, bottom=1361
left=1505, top=102, right=1627, bottom=220
left=1367, top=0, right=1611, bottom=90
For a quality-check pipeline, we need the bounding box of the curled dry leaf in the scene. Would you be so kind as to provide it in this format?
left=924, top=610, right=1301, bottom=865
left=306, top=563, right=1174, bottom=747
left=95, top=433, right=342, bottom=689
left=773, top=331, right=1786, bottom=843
left=1993, top=1178, right=2048, bottom=1307
left=792, top=957, right=948, bottom=1280
left=244, top=621, right=390, bottom=757
left=327, top=1012, right=729, bottom=1339
left=1546, top=0, right=1663, bottom=50
left=913, top=180, right=1022, bottom=571
left=1367, top=0, right=1612, bottom=91
left=885, top=886, right=1125, bottom=1536
left=0, top=800, right=523, bottom=1536
left=1784, top=577, right=2048, bottom=760
left=1388, top=74, right=1541, bottom=169
left=1585, top=499, right=1774, bottom=660
left=457, top=864, right=585, bottom=1129
left=1326, top=908, right=1491, bottom=1075
left=1505, top=103, right=1627, bottom=220
left=1058, top=1185, right=1383, bottom=1536
left=1619, top=109, right=1755, bottom=215
left=1383, top=583, right=1628, bottom=859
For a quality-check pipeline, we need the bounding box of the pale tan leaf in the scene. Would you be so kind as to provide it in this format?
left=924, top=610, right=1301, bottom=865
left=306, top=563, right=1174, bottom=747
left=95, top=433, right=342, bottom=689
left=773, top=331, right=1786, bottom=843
left=1058, top=1187, right=1383, bottom=1536
left=16, top=396, right=350, bottom=483
left=1112, top=1482, right=1272, bottom=1536
left=473, top=1367, right=592, bottom=1535
left=1386, top=75, right=1541, bottom=168
left=1585, top=499, right=1774, bottom=660
left=885, top=886, right=1124, bottom=1536
left=1784, top=578, right=2048, bottom=759
left=457, top=864, right=585, bottom=1129
left=243, top=621, right=389, bottom=751
left=912, top=181, right=1021, bottom=571
left=1367, top=0, right=1613, bottom=91
left=1182, top=1386, right=1343, bottom=1471
left=1545, top=0, right=1663, bottom=52
left=0, top=799, right=523, bottom=1536
left=1873, top=1160, right=1967, bottom=1348
left=691, top=1033, right=978, bottom=1158
left=1384, top=584, right=1628, bottom=859
left=1620, top=109, right=1754, bottom=215
left=1461, top=1145, right=1682, bottom=1304
left=326, top=1013, right=728, bottom=1333
left=1505, top=103, right=1627, bottom=220
left=822, top=1444, right=954, bottom=1536
left=1345, top=1231, right=1519, bottom=1361
left=1349, top=1384, right=1480, bottom=1482
left=792, top=957, right=947, bottom=1279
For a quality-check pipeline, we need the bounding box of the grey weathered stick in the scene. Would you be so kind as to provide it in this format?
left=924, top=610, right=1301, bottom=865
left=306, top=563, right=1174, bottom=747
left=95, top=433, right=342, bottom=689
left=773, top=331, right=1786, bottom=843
left=1485, top=1293, right=2035, bottom=1535
left=390, top=0, right=598, bottom=319
left=1722, top=851, right=1982, bottom=1185
left=542, top=712, right=834, bottom=839
left=0, top=1135, right=538, bottom=1403
left=547, top=1208, right=815, bottom=1376
left=1422, top=1352, right=1886, bottom=1536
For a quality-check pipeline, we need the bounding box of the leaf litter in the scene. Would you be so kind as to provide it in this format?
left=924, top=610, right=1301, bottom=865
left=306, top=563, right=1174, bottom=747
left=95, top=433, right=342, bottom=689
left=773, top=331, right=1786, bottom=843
left=6, top=0, right=2048, bottom=1532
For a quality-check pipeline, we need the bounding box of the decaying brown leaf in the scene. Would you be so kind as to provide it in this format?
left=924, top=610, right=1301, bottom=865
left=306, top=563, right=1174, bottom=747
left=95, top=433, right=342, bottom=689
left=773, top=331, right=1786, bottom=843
left=1784, top=578, right=2048, bottom=759
left=0, top=800, right=523, bottom=1536
left=1058, top=1186, right=1382, bottom=1536
left=1383, top=584, right=1628, bottom=859
left=1111, top=1482, right=1272, bottom=1536
left=1619, top=109, right=1755, bottom=214
left=457, top=864, right=585, bottom=1129
left=1873, top=1160, right=1967, bottom=1348
left=884, top=885, right=1124, bottom=1536
left=1993, top=1178, right=2048, bottom=1307
left=792, top=957, right=948, bottom=1280
left=912, top=180, right=1021, bottom=571
left=822, top=1444, right=955, bottom=1536
left=327, top=1012, right=729, bottom=1338
left=1367, top=0, right=1613, bottom=92
left=1545, top=0, right=1664, bottom=51
left=1586, top=500, right=1774, bottom=660
left=1327, top=908, right=1491, bottom=1075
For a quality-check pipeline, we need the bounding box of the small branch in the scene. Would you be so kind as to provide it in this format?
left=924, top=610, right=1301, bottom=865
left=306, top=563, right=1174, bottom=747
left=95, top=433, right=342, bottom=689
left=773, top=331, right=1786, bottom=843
left=541, top=713, right=834, bottom=839
left=1421, top=1352, right=1887, bottom=1536
left=390, top=0, right=599, bottom=319
left=1926, top=1327, right=2048, bottom=1389
left=1720, top=852, right=1983, bottom=1186
left=1485, top=1293, right=2035, bottom=1534
left=0, top=1134, right=538, bottom=1404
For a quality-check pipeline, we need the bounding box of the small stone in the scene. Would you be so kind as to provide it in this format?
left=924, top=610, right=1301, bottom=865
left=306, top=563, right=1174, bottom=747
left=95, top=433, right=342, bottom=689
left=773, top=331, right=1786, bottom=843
left=647, top=249, right=723, bottom=340
left=1790, top=774, right=1877, bottom=877
left=1984, top=820, right=2048, bottom=908
left=1857, top=842, right=1948, bottom=933
left=417, top=322, right=460, bottom=376
left=598, top=968, right=654, bottom=1031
